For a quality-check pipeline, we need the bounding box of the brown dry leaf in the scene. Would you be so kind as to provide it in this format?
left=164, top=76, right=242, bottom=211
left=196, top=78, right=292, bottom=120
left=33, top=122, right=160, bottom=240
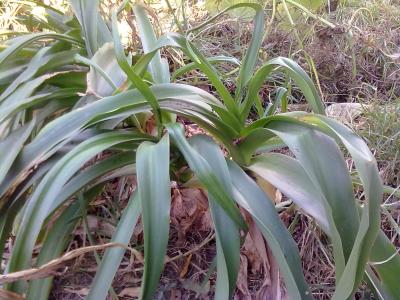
left=241, top=212, right=287, bottom=299
left=235, top=255, right=251, bottom=300
left=118, top=287, right=141, bottom=298
left=243, top=214, right=270, bottom=275
left=179, top=253, right=192, bottom=278
left=0, top=289, right=24, bottom=300
left=256, top=245, right=282, bottom=300
left=170, top=188, right=210, bottom=241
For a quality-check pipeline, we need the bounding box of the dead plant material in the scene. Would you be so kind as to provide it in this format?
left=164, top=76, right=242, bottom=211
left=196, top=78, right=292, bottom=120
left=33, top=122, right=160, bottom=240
left=0, top=289, right=24, bottom=300
left=0, top=243, right=131, bottom=284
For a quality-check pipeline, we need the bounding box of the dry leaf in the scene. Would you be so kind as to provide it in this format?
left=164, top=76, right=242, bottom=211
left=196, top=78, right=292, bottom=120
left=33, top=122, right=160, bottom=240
left=235, top=255, right=251, bottom=300
left=179, top=253, right=192, bottom=278
left=170, top=188, right=210, bottom=242
left=118, top=287, right=141, bottom=298
left=0, top=289, right=24, bottom=300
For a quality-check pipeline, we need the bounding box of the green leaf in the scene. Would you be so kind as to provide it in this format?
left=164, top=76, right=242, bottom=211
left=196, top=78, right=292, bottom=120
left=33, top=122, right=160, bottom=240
left=111, top=12, right=163, bottom=131
left=286, top=113, right=382, bottom=299
left=136, top=134, right=171, bottom=300
left=134, top=5, right=170, bottom=84
left=26, top=185, right=104, bottom=300
left=0, top=84, right=221, bottom=200
left=69, top=0, right=111, bottom=56
left=227, top=160, right=312, bottom=300
left=0, top=33, right=81, bottom=66
left=190, top=135, right=240, bottom=298
left=5, top=131, right=147, bottom=293
left=167, top=123, right=247, bottom=231
left=87, top=191, right=141, bottom=300
left=242, top=57, right=325, bottom=120
left=235, top=7, right=264, bottom=99
left=368, top=229, right=400, bottom=300
left=0, top=120, right=35, bottom=185
left=266, top=121, right=360, bottom=267
left=78, top=42, right=126, bottom=97
left=171, top=55, right=240, bottom=81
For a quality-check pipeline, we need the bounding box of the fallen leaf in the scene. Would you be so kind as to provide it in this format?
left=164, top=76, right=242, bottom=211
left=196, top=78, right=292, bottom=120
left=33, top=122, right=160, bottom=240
left=180, top=253, right=192, bottom=278
left=235, top=255, right=251, bottom=300
left=0, top=289, right=24, bottom=300
left=118, top=287, right=141, bottom=298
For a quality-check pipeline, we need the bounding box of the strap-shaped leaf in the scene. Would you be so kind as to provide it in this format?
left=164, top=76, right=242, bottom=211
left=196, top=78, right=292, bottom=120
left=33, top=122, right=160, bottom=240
left=190, top=135, right=240, bottom=299
left=5, top=131, right=147, bottom=293
left=283, top=113, right=382, bottom=299
left=227, top=160, right=312, bottom=300
left=111, top=12, right=163, bottom=131
left=0, top=33, right=81, bottom=66
left=134, top=5, right=170, bottom=84
left=266, top=121, right=360, bottom=272
left=69, top=0, right=112, bottom=56
left=0, top=120, right=35, bottom=185
left=87, top=191, right=141, bottom=300
left=27, top=185, right=104, bottom=300
left=167, top=123, right=247, bottom=230
left=368, top=229, right=400, bottom=299
left=0, top=84, right=220, bottom=200
left=242, top=57, right=325, bottom=120
left=136, top=134, right=171, bottom=300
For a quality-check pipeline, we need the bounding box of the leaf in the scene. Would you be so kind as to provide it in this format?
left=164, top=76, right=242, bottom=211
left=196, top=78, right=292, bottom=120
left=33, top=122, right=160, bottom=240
left=0, top=120, right=35, bottom=185
left=0, top=33, right=80, bottom=67
left=235, top=6, right=264, bottom=99
left=0, top=84, right=220, bottom=200
left=286, top=113, right=382, bottom=299
left=189, top=135, right=240, bottom=298
left=87, top=191, right=141, bottom=300
left=171, top=55, right=240, bottom=81
left=5, top=131, right=147, bottom=293
left=367, top=228, right=400, bottom=299
left=27, top=185, right=103, bottom=299
left=228, top=160, right=312, bottom=299
left=249, top=153, right=329, bottom=232
left=167, top=123, right=247, bottom=230
left=136, top=134, right=171, bottom=300
left=242, top=56, right=325, bottom=120
left=111, top=12, right=163, bottom=130
left=134, top=5, right=170, bottom=84
left=266, top=121, right=360, bottom=270
left=84, top=42, right=126, bottom=97
left=69, top=0, right=111, bottom=56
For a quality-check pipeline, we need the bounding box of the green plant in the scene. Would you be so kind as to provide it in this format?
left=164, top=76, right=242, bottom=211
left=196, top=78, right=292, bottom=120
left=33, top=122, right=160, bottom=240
left=0, top=1, right=398, bottom=299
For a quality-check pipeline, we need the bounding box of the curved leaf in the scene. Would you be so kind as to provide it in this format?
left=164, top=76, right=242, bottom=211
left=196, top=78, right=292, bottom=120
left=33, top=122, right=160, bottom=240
left=136, top=134, right=171, bottom=300
left=190, top=135, right=240, bottom=298
left=228, top=160, right=312, bottom=300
